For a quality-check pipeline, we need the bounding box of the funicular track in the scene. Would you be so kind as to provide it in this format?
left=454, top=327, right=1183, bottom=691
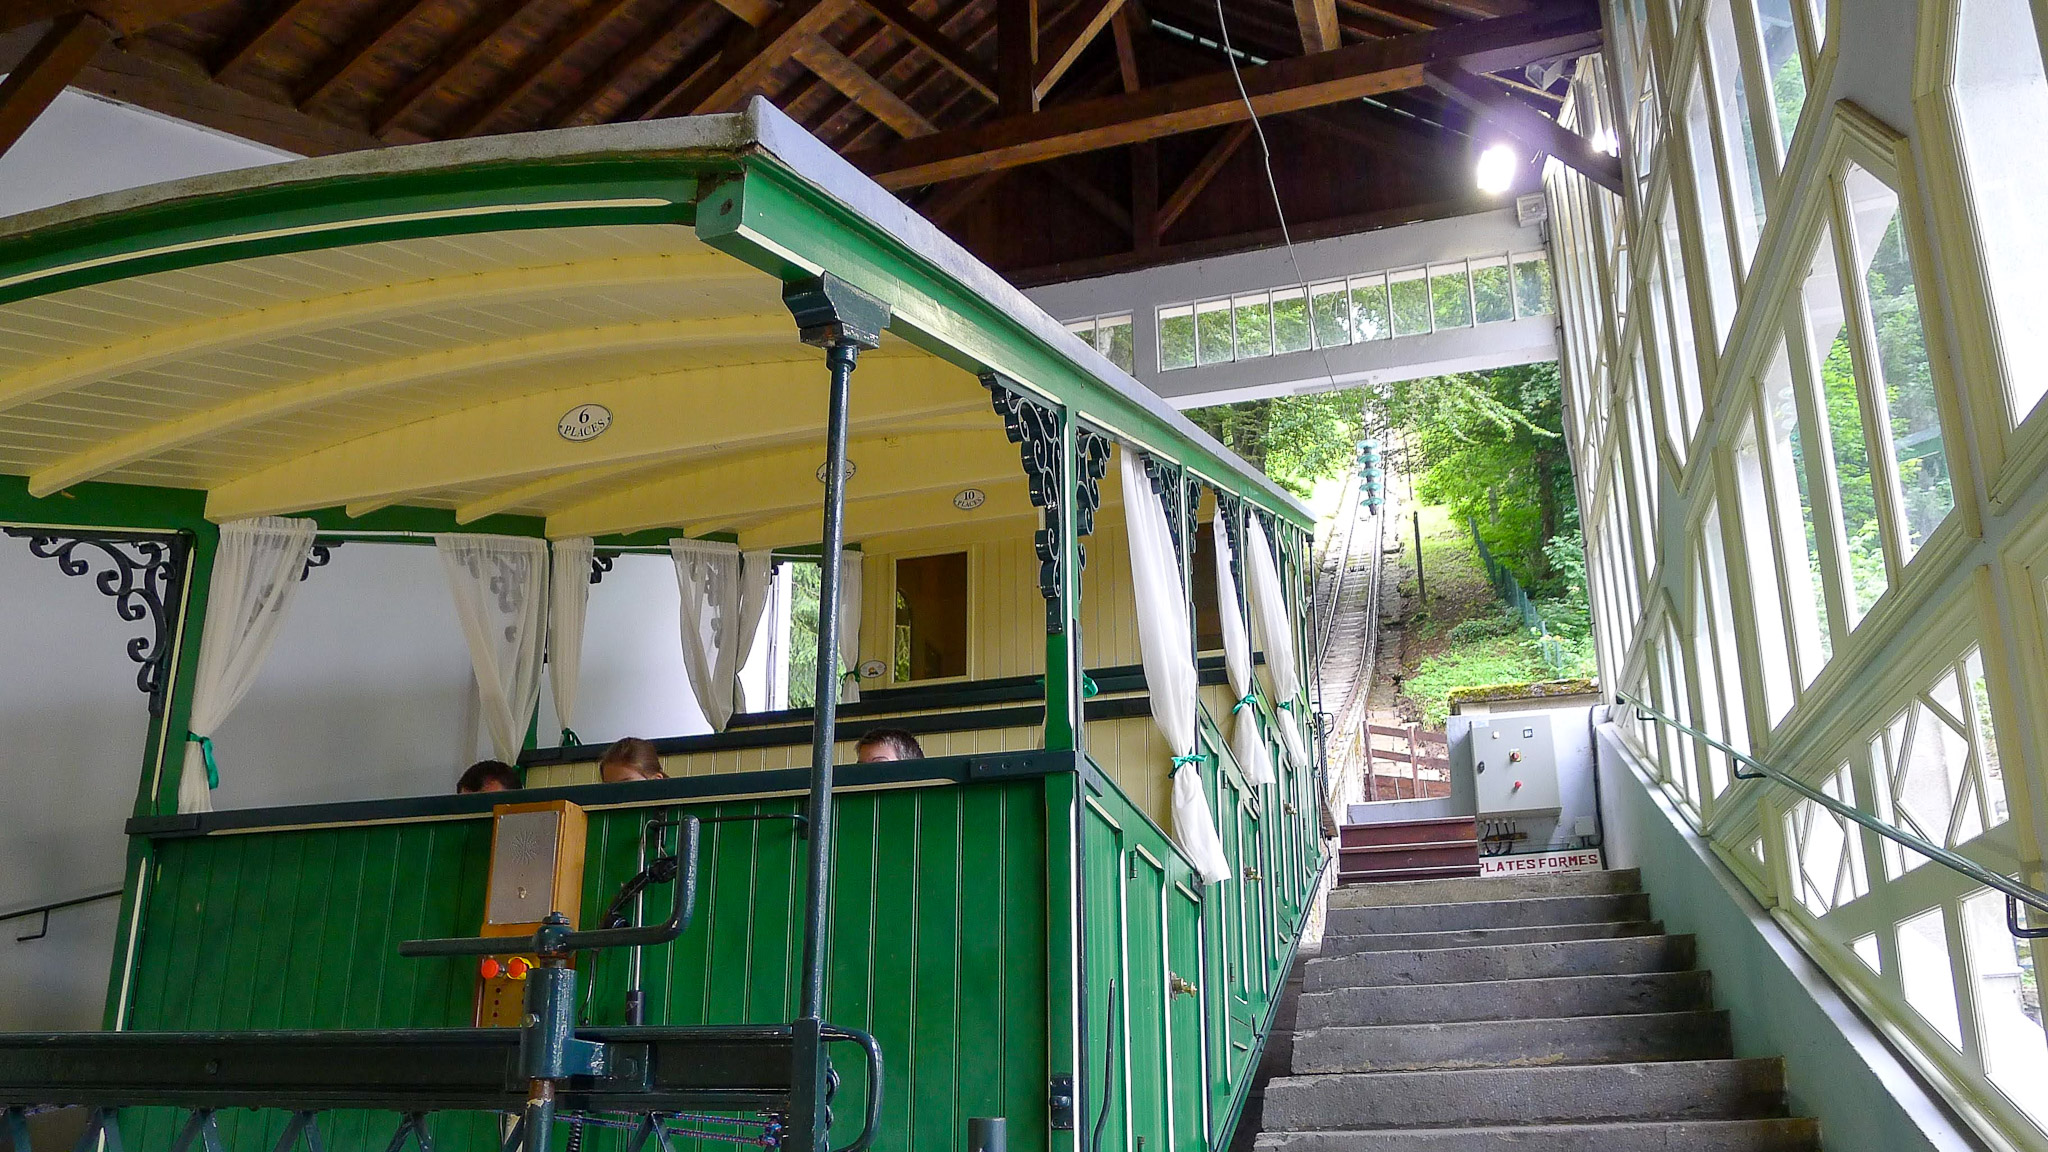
left=1310, top=472, right=1387, bottom=801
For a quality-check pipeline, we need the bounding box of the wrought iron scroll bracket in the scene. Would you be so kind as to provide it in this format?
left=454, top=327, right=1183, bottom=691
left=590, top=552, right=617, bottom=584
left=301, top=540, right=341, bottom=581
left=984, top=375, right=1068, bottom=632
left=3, top=528, right=192, bottom=715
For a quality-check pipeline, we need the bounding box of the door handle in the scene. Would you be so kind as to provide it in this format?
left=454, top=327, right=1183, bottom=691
left=1170, top=973, right=1198, bottom=998
left=1243, top=865, right=1264, bottom=882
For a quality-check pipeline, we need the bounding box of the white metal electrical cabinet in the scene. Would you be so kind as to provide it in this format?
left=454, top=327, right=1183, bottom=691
left=1469, top=714, right=1562, bottom=818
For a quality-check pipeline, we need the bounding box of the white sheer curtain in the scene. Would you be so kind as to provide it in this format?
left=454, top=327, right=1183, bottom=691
left=1121, top=448, right=1231, bottom=883
left=437, top=534, right=550, bottom=765
left=837, top=549, right=862, bottom=703
left=178, top=516, right=320, bottom=814
left=735, top=549, right=776, bottom=714
left=670, top=539, right=745, bottom=731
left=548, top=537, right=593, bottom=746
left=1212, top=514, right=1272, bottom=787
left=1245, top=515, right=1309, bottom=770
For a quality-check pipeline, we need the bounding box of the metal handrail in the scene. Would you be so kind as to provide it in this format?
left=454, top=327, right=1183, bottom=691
left=1616, top=692, right=2048, bottom=940
left=0, top=888, right=123, bottom=942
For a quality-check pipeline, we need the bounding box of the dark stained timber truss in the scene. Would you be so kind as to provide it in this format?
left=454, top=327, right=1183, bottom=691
left=1, top=528, right=191, bottom=714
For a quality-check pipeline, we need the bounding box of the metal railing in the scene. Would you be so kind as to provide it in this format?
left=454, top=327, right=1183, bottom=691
left=1617, top=692, right=2048, bottom=940
left=0, top=889, right=122, bottom=943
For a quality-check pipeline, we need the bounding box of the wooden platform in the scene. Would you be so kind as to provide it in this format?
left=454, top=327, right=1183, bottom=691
left=1337, top=816, right=1482, bottom=885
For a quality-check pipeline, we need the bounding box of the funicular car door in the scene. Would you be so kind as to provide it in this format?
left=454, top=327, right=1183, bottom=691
left=1166, top=879, right=1207, bottom=1152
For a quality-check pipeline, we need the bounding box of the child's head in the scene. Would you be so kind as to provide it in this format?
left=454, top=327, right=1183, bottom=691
left=599, top=737, right=665, bottom=783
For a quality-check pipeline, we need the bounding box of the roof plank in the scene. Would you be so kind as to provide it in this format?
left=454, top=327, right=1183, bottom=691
left=0, top=11, right=112, bottom=159
left=793, top=32, right=937, bottom=136
left=852, top=0, right=997, bottom=100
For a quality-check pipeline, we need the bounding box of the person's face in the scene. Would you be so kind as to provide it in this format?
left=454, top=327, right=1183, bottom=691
left=602, top=761, right=662, bottom=783
left=479, top=778, right=511, bottom=793
left=857, top=743, right=902, bottom=763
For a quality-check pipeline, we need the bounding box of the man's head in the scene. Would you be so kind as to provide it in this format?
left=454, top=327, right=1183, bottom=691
left=599, top=737, right=666, bottom=783
left=855, top=728, right=924, bottom=763
left=457, top=759, right=520, bottom=794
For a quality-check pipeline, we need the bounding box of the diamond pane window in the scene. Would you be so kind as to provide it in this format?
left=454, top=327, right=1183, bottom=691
left=1233, top=294, right=1272, bottom=359
left=1732, top=415, right=1795, bottom=724
left=1871, top=648, right=2008, bottom=879
left=1196, top=298, right=1235, bottom=366
left=1655, top=214, right=1704, bottom=460
left=1311, top=281, right=1352, bottom=348
left=1961, top=887, right=2048, bottom=1126
left=1800, top=220, right=1888, bottom=624
left=1472, top=256, right=1514, bottom=323
left=1785, top=764, right=1866, bottom=915
left=1389, top=269, right=1432, bottom=336
left=1754, top=0, right=1807, bottom=151
left=1705, top=0, right=1766, bottom=267
left=1158, top=306, right=1195, bottom=371
left=1430, top=263, right=1474, bottom=329
left=1843, top=164, right=1952, bottom=561
left=1349, top=275, right=1390, bottom=340
left=1272, top=287, right=1311, bottom=353
left=1760, top=338, right=1833, bottom=676
left=1953, top=0, right=2048, bottom=425
left=1682, top=76, right=1740, bottom=344
left=1898, top=906, right=1963, bottom=1047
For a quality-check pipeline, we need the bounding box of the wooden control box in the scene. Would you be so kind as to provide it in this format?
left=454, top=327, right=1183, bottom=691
left=472, top=799, right=586, bottom=1027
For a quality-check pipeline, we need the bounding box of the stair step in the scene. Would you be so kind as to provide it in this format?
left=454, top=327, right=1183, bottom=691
left=1339, top=818, right=1477, bottom=849
left=1328, top=892, right=1651, bottom=935
left=1321, top=920, right=1664, bottom=956
left=1292, top=1010, right=1733, bottom=1073
left=1337, top=864, right=1484, bottom=884
left=1260, top=1058, right=1788, bottom=1130
left=1299, top=969, right=1713, bottom=1028
left=1305, top=935, right=1697, bottom=990
left=1253, top=1118, right=1820, bottom=1151
left=1329, top=869, right=1640, bottom=908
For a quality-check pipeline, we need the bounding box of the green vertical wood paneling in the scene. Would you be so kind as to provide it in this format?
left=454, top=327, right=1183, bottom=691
left=123, top=780, right=1048, bottom=1152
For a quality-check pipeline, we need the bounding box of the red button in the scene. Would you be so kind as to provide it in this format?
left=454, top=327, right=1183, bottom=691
left=480, top=958, right=501, bottom=979
left=507, top=957, right=531, bottom=979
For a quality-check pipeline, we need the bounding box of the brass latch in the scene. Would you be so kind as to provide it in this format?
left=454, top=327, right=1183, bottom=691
left=1170, top=973, right=1198, bottom=998
left=1283, top=802, right=1299, bottom=816
left=1243, top=865, right=1264, bottom=882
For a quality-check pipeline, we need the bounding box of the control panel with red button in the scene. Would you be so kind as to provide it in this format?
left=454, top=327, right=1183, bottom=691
left=470, top=799, right=587, bottom=1028
left=1467, top=714, right=1562, bottom=818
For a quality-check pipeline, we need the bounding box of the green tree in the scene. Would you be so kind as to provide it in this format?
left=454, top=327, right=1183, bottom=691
left=1187, top=390, right=1364, bottom=497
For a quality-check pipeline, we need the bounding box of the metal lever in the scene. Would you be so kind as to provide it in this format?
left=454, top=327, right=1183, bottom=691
left=398, top=815, right=701, bottom=959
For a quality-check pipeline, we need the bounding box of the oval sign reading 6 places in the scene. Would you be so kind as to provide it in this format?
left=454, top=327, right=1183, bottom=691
left=559, top=403, right=612, bottom=442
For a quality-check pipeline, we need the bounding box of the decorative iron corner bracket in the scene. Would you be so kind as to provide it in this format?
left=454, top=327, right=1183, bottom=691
left=3, top=528, right=191, bottom=715
left=781, top=273, right=890, bottom=351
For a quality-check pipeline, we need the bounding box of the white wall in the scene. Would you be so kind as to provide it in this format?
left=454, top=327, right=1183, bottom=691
left=0, top=533, right=161, bottom=1030
left=0, top=88, right=293, bottom=219
left=537, top=552, right=707, bottom=747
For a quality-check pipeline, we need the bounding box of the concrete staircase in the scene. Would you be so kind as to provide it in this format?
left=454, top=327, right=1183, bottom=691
left=1252, top=869, right=1821, bottom=1150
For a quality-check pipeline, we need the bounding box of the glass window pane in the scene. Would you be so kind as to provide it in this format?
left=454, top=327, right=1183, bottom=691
left=1233, top=294, right=1272, bottom=359
left=1733, top=416, right=1796, bottom=725
left=1955, top=0, right=2048, bottom=425
left=1430, top=263, right=1474, bottom=329
left=1472, top=256, right=1514, bottom=323
left=1389, top=270, right=1432, bottom=336
left=1100, top=316, right=1134, bottom=372
left=1784, top=764, right=1866, bottom=915
left=1844, top=164, right=1953, bottom=560
left=1512, top=254, right=1555, bottom=317
left=1196, top=298, right=1235, bottom=365
left=1760, top=339, right=1834, bottom=677
left=1660, top=213, right=1705, bottom=444
left=1683, top=75, right=1741, bottom=343
left=1065, top=319, right=1095, bottom=338
left=1705, top=0, right=1766, bottom=266
left=1800, top=221, right=1888, bottom=623
left=1961, top=886, right=2048, bottom=1126
left=1311, top=281, right=1352, bottom=348
left=1755, top=0, right=1808, bottom=150
left=1159, top=306, right=1195, bottom=371
left=1964, top=649, right=2011, bottom=828
left=1897, top=906, right=1963, bottom=1047
left=1272, top=287, right=1311, bottom=353
left=1349, top=276, right=1390, bottom=340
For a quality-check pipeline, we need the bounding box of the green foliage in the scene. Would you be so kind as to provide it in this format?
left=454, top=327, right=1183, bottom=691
left=1447, top=613, right=1519, bottom=642
left=1188, top=390, right=1364, bottom=497
left=1406, top=640, right=1557, bottom=728
left=787, top=560, right=821, bottom=709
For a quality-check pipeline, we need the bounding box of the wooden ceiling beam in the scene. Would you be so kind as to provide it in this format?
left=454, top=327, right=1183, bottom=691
left=1337, top=0, right=1440, bottom=33
left=653, top=0, right=847, bottom=116
left=834, top=5, right=997, bottom=151
left=0, top=11, right=112, bottom=159
left=849, top=5, right=1601, bottom=187
left=793, top=32, right=936, bottom=136
left=1154, top=119, right=1247, bottom=235
left=852, top=0, right=998, bottom=101
left=997, top=0, right=1035, bottom=113
left=294, top=0, right=434, bottom=109
left=1032, top=0, right=1121, bottom=101
left=80, top=38, right=383, bottom=154
left=447, top=0, right=637, bottom=135
left=613, top=14, right=733, bottom=119
left=1291, top=0, right=1339, bottom=52
left=919, top=166, right=1008, bottom=224
left=1407, top=0, right=1528, bottom=18
left=1423, top=59, right=1618, bottom=190
left=208, top=0, right=320, bottom=77
left=1109, top=2, right=1141, bottom=89
left=369, top=0, right=537, bottom=133
left=545, top=0, right=719, bottom=125
left=1049, top=157, right=1130, bottom=229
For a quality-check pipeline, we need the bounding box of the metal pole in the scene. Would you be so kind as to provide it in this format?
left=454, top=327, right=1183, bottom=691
left=1412, top=510, right=1425, bottom=606
left=799, top=338, right=857, bottom=1023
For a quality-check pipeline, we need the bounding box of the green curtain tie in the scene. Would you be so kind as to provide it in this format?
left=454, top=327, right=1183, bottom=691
left=185, top=733, right=218, bottom=789
left=1172, top=754, right=1205, bottom=768
left=560, top=728, right=582, bottom=748
left=1082, top=674, right=1100, bottom=698
left=1233, top=693, right=1257, bottom=714
left=1277, top=699, right=1298, bottom=714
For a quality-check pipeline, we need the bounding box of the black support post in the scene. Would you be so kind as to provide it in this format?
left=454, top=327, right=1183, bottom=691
left=780, top=274, right=890, bottom=1152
